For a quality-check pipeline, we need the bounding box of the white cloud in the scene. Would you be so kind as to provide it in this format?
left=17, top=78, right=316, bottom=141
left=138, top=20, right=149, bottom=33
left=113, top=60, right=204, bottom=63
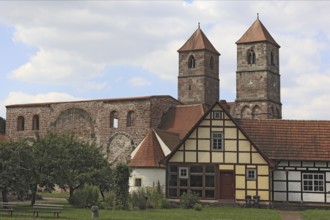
left=0, top=91, right=82, bottom=118
left=128, top=77, right=151, bottom=87
left=140, top=40, right=183, bottom=81
left=0, top=1, right=330, bottom=120
left=10, top=49, right=105, bottom=85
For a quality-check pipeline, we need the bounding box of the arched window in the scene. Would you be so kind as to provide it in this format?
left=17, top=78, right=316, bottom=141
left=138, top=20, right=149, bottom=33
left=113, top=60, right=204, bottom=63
left=241, top=106, right=251, bottom=119
left=127, top=111, right=135, bottom=127
left=210, top=56, right=214, bottom=70
left=270, top=51, right=275, bottom=66
left=247, top=49, right=256, bottom=64
left=32, top=115, right=39, bottom=130
left=252, top=105, right=261, bottom=119
left=110, top=111, right=118, bottom=128
left=17, top=116, right=25, bottom=131
left=188, top=55, right=195, bottom=68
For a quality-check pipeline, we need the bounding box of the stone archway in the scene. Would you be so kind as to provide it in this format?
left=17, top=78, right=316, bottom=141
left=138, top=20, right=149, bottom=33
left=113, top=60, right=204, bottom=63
left=106, top=133, right=135, bottom=164
left=51, top=108, right=95, bottom=143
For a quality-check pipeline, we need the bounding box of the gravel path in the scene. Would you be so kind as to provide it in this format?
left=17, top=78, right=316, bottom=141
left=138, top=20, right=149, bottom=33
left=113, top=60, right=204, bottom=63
left=280, top=211, right=302, bottom=220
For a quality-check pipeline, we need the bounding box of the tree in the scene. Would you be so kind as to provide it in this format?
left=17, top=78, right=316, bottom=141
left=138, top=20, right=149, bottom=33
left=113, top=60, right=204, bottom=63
left=65, top=142, right=110, bottom=201
left=0, top=132, right=111, bottom=205
left=112, top=163, right=130, bottom=209
left=28, top=132, right=71, bottom=205
left=42, top=135, right=111, bottom=201
left=0, top=141, right=32, bottom=202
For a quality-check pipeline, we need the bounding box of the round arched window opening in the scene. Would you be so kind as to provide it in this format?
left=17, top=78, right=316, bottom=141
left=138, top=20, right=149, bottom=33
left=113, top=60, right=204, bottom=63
left=188, top=55, right=196, bottom=68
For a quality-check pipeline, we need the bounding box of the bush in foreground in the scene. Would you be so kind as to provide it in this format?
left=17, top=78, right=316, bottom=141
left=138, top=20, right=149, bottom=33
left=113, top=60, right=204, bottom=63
left=180, top=192, right=200, bottom=209
left=69, top=184, right=99, bottom=208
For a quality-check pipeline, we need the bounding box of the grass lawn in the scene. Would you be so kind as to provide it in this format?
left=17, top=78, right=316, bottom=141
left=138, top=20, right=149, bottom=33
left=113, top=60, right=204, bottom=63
left=38, top=191, right=69, bottom=199
left=301, top=209, right=330, bottom=220
left=0, top=205, right=281, bottom=220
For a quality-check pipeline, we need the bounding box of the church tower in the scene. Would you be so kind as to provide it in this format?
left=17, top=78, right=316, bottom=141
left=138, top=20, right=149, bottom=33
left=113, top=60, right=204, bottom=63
left=178, top=24, right=220, bottom=107
left=235, top=17, right=282, bottom=119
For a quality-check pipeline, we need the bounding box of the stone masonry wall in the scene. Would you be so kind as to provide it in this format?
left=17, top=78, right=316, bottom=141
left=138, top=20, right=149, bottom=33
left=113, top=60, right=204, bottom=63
left=235, top=42, right=281, bottom=119
left=178, top=50, right=219, bottom=106
left=6, top=96, right=180, bottom=164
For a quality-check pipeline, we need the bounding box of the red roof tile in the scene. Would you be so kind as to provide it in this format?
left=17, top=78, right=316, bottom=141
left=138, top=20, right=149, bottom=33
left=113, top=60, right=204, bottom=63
left=178, top=26, right=220, bottom=55
left=129, top=129, right=165, bottom=168
left=237, top=119, right=330, bottom=161
left=153, top=128, right=180, bottom=151
left=236, top=18, right=280, bottom=48
left=158, top=104, right=206, bottom=139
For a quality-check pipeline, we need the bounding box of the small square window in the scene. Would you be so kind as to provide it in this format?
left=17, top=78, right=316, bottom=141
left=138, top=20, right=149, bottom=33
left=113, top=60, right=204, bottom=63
left=179, top=167, right=188, bottom=179
left=135, top=178, right=142, bottom=187
left=212, top=111, right=222, bottom=119
left=246, top=169, right=256, bottom=180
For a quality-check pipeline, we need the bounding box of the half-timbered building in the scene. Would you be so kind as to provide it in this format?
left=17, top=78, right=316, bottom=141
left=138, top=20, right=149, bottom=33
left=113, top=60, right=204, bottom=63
left=165, top=102, right=273, bottom=204
left=238, top=120, right=330, bottom=204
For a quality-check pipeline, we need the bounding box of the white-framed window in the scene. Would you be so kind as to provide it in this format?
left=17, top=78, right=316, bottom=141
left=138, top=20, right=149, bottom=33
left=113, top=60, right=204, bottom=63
left=211, top=132, right=223, bottom=151
left=246, top=169, right=256, bottom=180
left=212, top=111, right=222, bottom=119
left=302, top=173, right=324, bottom=192
left=135, top=178, right=142, bottom=187
left=179, top=167, right=188, bottom=179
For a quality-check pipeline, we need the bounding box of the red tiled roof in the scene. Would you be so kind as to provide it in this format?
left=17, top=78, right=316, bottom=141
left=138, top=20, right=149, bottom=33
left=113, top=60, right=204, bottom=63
left=0, top=133, right=5, bottom=141
left=128, top=129, right=165, bottom=168
left=178, top=26, right=220, bottom=55
left=237, top=119, right=330, bottom=161
left=158, top=104, right=206, bottom=139
left=236, top=18, right=280, bottom=48
left=154, top=128, right=180, bottom=151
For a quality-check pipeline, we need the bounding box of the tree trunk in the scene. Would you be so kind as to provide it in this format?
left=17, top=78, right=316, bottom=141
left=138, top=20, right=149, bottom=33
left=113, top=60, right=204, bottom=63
left=2, top=190, right=8, bottom=203
left=99, top=187, right=105, bottom=200
left=69, top=187, right=75, bottom=201
left=30, top=184, right=38, bottom=206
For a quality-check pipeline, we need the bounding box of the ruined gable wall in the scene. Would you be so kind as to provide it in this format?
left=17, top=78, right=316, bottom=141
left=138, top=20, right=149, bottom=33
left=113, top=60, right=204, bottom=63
left=5, top=96, right=180, bottom=163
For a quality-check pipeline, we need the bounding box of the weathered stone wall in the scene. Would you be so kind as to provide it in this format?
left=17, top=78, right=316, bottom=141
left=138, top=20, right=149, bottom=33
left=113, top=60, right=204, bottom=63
left=5, top=96, right=180, bottom=164
left=235, top=42, right=281, bottom=119
left=178, top=50, right=219, bottom=107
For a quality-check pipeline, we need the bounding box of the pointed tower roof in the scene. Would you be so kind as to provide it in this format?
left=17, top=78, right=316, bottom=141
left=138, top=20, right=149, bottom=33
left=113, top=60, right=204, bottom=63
left=129, top=129, right=165, bottom=168
left=236, top=18, right=280, bottom=48
left=178, top=24, right=220, bottom=55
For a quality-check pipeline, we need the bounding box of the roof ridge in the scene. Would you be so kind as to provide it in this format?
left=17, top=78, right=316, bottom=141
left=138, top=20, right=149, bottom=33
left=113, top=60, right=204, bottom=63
left=6, top=95, right=178, bottom=108
left=128, top=129, right=165, bottom=168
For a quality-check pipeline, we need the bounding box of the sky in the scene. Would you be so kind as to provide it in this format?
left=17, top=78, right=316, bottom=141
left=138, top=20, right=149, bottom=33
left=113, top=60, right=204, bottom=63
left=0, top=1, right=330, bottom=120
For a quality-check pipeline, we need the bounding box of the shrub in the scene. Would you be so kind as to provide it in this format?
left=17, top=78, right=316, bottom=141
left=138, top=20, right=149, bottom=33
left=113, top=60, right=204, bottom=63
left=103, top=192, right=116, bottom=210
left=130, top=188, right=148, bottom=210
left=193, top=203, right=203, bottom=211
left=129, top=185, right=169, bottom=210
left=180, top=192, right=199, bottom=209
left=69, top=184, right=99, bottom=208
left=145, top=186, right=168, bottom=209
